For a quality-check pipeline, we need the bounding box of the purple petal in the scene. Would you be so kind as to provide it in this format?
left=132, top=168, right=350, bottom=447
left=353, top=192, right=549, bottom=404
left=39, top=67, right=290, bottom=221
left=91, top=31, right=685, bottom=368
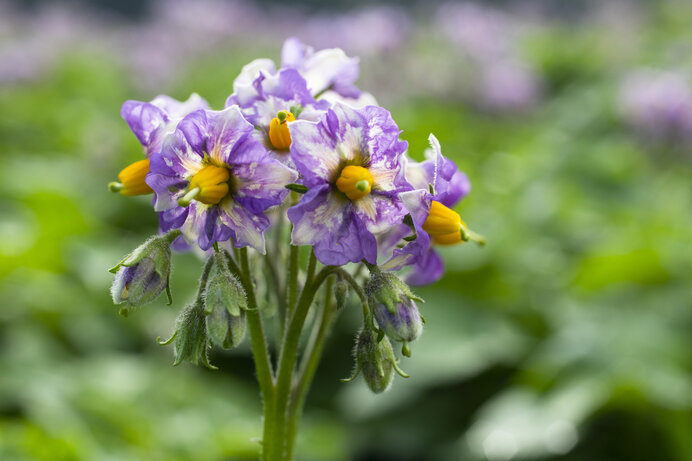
left=353, top=191, right=408, bottom=235
left=218, top=199, right=270, bottom=253
left=287, top=184, right=377, bottom=265
left=120, top=100, right=168, bottom=150
left=288, top=119, right=340, bottom=187
left=204, top=107, right=254, bottom=165
left=406, top=248, right=444, bottom=286
left=181, top=202, right=232, bottom=251
left=234, top=154, right=298, bottom=213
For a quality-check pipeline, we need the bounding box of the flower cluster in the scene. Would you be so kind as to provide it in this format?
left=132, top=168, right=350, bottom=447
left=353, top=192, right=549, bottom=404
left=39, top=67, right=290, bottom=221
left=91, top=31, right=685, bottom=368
left=109, top=38, right=484, bottom=403
left=111, top=38, right=482, bottom=280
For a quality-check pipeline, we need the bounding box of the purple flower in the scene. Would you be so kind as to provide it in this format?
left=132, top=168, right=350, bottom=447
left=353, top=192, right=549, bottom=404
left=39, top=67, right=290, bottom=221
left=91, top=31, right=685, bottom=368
left=225, top=68, right=328, bottom=160
left=619, top=69, right=692, bottom=142
left=121, top=93, right=209, bottom=157
left=231, top=38, right=364, bottom=107
left=281, top=37, right=361, bottom=99
left=382, top=134, right=472, bottom=285
left=286, top=103, right=410, bottom=266
left=146, top=106, right=298, bottom=252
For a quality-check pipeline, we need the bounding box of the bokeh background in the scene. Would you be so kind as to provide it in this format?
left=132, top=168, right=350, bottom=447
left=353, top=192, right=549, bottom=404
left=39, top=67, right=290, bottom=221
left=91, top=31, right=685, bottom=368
left=1, top=0, right=692, bottom=460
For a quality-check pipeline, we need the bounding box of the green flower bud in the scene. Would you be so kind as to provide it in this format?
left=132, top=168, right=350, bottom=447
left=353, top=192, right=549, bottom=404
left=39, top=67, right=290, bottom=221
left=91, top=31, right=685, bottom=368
left=334, top=278, right=349, bottom=310
left=357, top=328, right=395, bottom=394
left=206, top=303, right=247, bottom=349
left=110, top=231, right=180, bottom=311
left=342, top=328, right=409, bottom=394
left=200, top=251, right=248, bottom=349
left=203, top=254, right=247, bottom=317
left=156, top=301, right=216, bottom=370
left=365, top=271, right=423, bottom=316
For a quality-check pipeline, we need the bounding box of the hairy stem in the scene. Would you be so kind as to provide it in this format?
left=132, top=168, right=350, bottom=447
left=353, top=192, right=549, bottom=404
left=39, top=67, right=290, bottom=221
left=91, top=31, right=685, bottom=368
left=285, top=276, right=337, bottom=455
left=234, top=248, right=276, bottom=460
left=270, top=263, right=337, bottom=460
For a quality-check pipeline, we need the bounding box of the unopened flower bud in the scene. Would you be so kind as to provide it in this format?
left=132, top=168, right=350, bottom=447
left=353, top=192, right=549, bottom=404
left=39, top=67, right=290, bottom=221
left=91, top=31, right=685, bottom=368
left=201, top=251, right=248, bottom=349
left=207, top=306, right=246, bottom=349
left=110, top=231, right=180, bottom=311
left=365, top=271, right=423, bottom=317
left=203, top=254, right=247, bottom=317
left=334, top=278, right=349, bottom=310
left=357, top=328, right=395, bottom=394
left=158, top=301, right=216, bottom=370
left=373, top=297, right=423, bottom=344
left=342, top=328, right=409, bottom=394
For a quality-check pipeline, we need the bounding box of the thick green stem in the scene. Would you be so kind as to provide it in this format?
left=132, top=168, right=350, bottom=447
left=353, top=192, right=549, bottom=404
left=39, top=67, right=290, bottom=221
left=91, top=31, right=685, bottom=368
left=270, top=264, right=337, bottom=460
left=233, top=249, right=276, bottom=460
left=285, top=276, right=336, bottom=456
left=287, top=244, right=299, bottom=319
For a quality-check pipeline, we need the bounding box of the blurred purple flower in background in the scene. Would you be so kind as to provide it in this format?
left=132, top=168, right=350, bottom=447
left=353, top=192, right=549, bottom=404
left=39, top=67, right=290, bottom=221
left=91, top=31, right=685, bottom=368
left=0, top=3, right=97, bottom=83
left=618, top=69, right=692, bottom=143
left=434, top=2, right=542, bottom=112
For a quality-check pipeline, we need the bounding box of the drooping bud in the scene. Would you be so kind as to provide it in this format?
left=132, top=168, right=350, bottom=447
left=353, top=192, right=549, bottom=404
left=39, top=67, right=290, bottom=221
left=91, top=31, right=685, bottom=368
left=268, top=110, right=296, bottom=150
left=334, top=278, right=349, bottom=310
left=372, top=297, right=423, bottom=344
left=365, top=271, right=423, bottom=317
left=336, top=165, right=374, bottom=200
left=109, top=159, right=154, bottom=196
left=342, top=327, right=412, bottom=393
left=158, top=301, right=216, bottom=370
left=110, top=230, right=180, bottom=312
left=207, top=305, right=246, bottom=349
left=203, top=251, right=248, bottom=348
left=365, top=270, right=424, bottom=355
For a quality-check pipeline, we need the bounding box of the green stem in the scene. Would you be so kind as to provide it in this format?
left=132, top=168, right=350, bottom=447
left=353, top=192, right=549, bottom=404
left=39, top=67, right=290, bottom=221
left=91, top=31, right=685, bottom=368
left=287, top=244, right=299, bottom=319
left=285, top=276, right=336, bottom=456
left=270, top=264, right=337, bottom=460
left=235, top=248, right=276, bottom=460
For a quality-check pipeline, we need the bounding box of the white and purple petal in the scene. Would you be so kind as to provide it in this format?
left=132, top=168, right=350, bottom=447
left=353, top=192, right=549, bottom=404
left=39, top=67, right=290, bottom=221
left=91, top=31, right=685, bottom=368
left=288, top=119, right=341, bottom=187
left=281, top=37, right=361, bottom=99
left=353, top=191, right=408, bottom=235
left=218, top=199, right=270, bottom=253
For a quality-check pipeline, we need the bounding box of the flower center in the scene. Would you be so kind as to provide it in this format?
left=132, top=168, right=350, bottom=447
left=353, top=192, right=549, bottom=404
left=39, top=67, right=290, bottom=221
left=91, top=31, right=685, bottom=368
left=110, top=159, right=153, bottom=196
left=422, top=200, right=466, bottom=245
left=179, top=164, right=230, bottom=206
left=336, top=165, right=374, bottom=200
left=268, top=110, right=295, bottom=150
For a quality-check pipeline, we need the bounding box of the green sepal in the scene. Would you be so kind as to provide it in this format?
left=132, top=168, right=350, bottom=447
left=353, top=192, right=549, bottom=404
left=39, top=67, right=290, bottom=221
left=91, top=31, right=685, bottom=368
left=289, top=104, right=303, bottom=118
left=285, top=183, right=308, bottom=194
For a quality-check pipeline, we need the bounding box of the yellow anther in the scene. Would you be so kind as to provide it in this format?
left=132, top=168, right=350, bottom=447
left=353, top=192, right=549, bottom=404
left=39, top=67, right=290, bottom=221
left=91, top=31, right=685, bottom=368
left=268, top=110, right=296, bottom=150
left=422, top=201, right=463, bottom=236
left=188, top=164, right=230, bottom=205
left=422, top=200, right=485, bottom=246
left=115, top=159, right=154, bottom=196
left=336, top=165, right=374, bottom=200
left=432, top=229, right=465, bottom=245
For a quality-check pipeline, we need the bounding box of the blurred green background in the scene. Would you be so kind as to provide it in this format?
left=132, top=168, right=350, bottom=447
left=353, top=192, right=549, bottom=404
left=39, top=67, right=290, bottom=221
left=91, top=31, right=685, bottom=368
left=1, top=0, right=692, bottom=460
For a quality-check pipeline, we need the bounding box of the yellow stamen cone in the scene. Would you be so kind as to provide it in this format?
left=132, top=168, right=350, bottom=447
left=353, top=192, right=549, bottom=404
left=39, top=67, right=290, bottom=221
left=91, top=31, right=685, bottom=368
left=188, top=164, right=230, bottom=205
left=117, top=159, right=154, bottom=196
left=268, top=110, right=295, bottom=150
left=422, top=201, right=463, bottom=236
left=335, top=165, right=374, bottom=200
